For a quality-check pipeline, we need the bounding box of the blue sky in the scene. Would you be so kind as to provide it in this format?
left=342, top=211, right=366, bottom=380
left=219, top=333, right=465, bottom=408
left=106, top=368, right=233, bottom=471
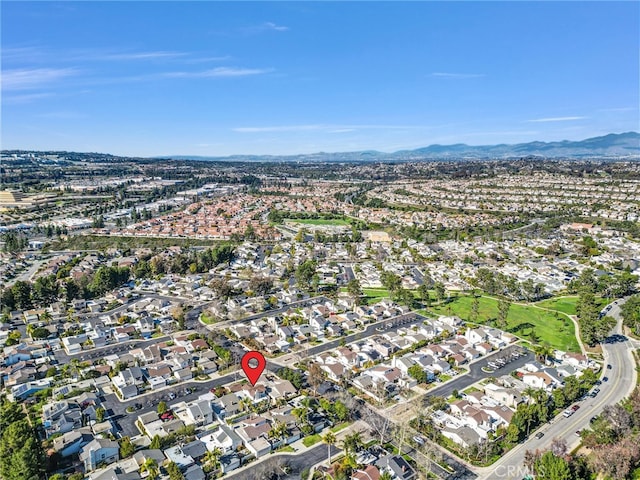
left=2, top=1, right=639, bottom=157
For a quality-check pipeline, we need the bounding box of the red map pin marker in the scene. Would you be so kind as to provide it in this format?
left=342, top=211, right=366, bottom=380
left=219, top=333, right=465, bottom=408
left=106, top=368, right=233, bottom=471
left=241, top=351, right=266, bottom=386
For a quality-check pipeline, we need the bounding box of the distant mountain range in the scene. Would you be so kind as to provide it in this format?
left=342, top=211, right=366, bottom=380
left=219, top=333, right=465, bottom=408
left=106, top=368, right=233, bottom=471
left=160, top=132, right=640, bottom=162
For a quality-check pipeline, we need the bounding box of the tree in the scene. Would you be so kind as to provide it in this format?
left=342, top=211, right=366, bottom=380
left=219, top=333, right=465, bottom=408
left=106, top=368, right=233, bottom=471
left=470, top=295, right=480, bottom=322
left=342, top=431, right=363, bottom=456
left=323, top=431, right=336, bottom=465
left=166, top=461, right=185, bottom=480
left=549, top=437, right=568, bottom=457
left=534, top=343, right=554, bottom=364
left=140, top=457, right=160, bottom=480
left=434, top=282, right=446, bottom=302
left=0, top=419, right=45, bottom=480
left=308, top=363, right=324, bottom=396
left=533, top=451, right=572, bottom=480
left=407, top=364, right=427, bottom=384
left=333, top=400, right=349, bottom=422
left=395, top=288, right=414, bottom=307
left=96, top=407, right=106, bottom=423
left=268, top=420, right=289, bottom=444
left=210, top=278, right=233, bottom=300
left=33, top=275, right=58, bottom=306
left=203, top=447, right=222, bottom=473
left=249, top=276, right=274, bottom=296
left=622, top=294, right=640, bottom=335
left=380, top=271, right=402, bottom=294
left=497, top=299, right=511, bottom=328
left=296, top=260, right=317, bottom=290
left=11, top=281, right=32, bottom=310
left=417, top=284, right=431, bottom=307
left=0, top=400, right=26, bottom=432
left=346, top=279, right=362, bottom=299
left=0, top=288, right=16, bottom=312
left=157, top=401, right=168, bottom=415
left=150, top=435, right=161, bottom=450
left=119, top=436, right=135, bottom=458
left=171, top=306, right=185, bottom=330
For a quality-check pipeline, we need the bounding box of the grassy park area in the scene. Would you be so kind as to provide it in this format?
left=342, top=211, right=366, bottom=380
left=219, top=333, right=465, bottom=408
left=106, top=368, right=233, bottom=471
left=286, top=218, right=350, bottom=226
left=535, top=295, right=612, bottom=316
left=362, top=287, right=392, bottom=303
left=424, top=294, right=580, bottom=352
left=535, top=296, right=580, bottom=315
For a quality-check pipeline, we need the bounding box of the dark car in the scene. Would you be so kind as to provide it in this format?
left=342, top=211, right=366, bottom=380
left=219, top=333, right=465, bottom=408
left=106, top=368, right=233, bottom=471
left=571, top=404, right=580, bottom=411
left=535, top=432, right=544, bottom=439
left=607, top=364, right=612, bottom=370
left=603, top=377, right=608, bottom=382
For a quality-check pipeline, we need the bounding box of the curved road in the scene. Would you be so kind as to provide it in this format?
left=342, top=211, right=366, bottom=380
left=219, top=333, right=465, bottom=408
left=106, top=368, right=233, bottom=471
left=477, top=297, right=637, bottom=480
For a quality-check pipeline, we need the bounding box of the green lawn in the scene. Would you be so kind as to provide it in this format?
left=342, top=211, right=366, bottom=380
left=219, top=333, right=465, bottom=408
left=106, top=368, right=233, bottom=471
left=302, top=434, right=322, bottom=447
left=330, top=422, right=351, bottom=433
left=535, top=296, right=613, bottom=316
left=363, top=287, right=391, bottom=300
left=535, top=296, right=579, bottom=315
left=425, top=295, right=580, bottom=352
left=200, top=312, right=217, bottom=325
left=287, top=218, right=349, bottom=226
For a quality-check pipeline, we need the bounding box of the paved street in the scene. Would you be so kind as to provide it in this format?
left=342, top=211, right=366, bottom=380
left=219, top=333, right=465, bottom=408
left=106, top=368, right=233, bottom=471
left=225, top=444, right=340, bottom=480
left=427, top=345, right=534, bottom=400
left=478, top=297, right=638, bottom=480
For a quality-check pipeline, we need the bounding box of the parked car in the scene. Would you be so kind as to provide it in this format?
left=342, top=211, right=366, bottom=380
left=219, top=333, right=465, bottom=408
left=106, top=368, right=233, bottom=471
left=413, top=435, right=425, bottom=446
left=535, top=432, right=544, bottom=439
left=571, top=404, right=580, bottom=411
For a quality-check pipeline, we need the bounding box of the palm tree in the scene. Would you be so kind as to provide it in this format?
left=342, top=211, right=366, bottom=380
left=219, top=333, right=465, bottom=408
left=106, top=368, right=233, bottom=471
left=523, top=386, right=537, bottom=405
left=380, top=471, right=393, bottom=480
left=204, top=447, right=222, bottom=473
left=268, top=420, right=290, bottom=445
left=534, top=343, right=554, bottom=364
left=239, top=396, right=253, bottom=413
left=292, top=406, right=309, bottom=426
left=40, top=311, right=52, bottom=324
left=342, top=431, right=363, bottom=456
left=140, top=457, right=159, bottom=480
left=323, top=431, right=336, bottom=465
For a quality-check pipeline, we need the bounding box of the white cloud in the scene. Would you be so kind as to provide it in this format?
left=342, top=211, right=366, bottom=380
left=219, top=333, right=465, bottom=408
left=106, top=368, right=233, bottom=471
left=528, top=116, right=588, bottom=123
left=264, top=22, right=289, bottom=32
left=163, top=67, right=272, bottom=78
left=329, top=129, right=356, bottom=134
left=102, top=51, right=188, bottom=61
left=184, top=56, right=232, bottom=64
left=2, top=92, right=56, bottom=104
left=1, top=68, right=79, bottom=90
left=430, top=72, right=485, bottom=79
left=240, top=22, right=289, bottom=35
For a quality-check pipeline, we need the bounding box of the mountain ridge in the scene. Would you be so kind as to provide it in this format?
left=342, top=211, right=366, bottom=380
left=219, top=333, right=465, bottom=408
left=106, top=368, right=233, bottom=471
left=4, top=132, right=639, bottom=163
left=158, top=132, right=640, bottom=162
